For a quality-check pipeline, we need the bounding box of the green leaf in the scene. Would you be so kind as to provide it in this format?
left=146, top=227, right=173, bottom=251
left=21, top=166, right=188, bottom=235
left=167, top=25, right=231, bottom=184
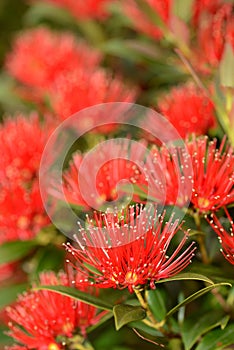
left=0, top=283, right=28, bottom=310
left=220, top=43, right=234, bottom=87
left=181, top=312, right=230, bottom=350
left=166, top=283, right=231, bottom=320
left=35, top=285, right=112, bottom=311
left=155, top=272, right=214, bottom=285
left=195, top=323, right=234, bottom=350
left=0, top=325, right=13, bottom=345
left=0, top=240, right=37, bottom=264
left=173, top=0, right=194, bottom=21
left=145, top=289, right=166, bottom=322
left=113, top=304, right=146, bottom=331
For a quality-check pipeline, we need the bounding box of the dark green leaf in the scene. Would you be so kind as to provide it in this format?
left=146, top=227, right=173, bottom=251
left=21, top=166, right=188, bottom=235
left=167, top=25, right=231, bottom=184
left=195, top=324, right=234, bottom=350
left=181, top=311, right=230, bottom=350
left=35, top=285, right=112, bottom=311
left=145, top=289, right=166, bottom=322
left=166, top=283, right=231, bottom=319
left=155, top=272, right=214, bottom=285
left=0, top=325, right=13, bottom=345
left=113, top=304, right=146, bottom=331
left=0, top=283, right=28, bottom=310
left=0, top=240, right=37, bottom=264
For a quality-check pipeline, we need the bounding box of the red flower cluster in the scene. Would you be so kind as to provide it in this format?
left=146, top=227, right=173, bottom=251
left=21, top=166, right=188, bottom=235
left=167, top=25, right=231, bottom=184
left=40, top=0, right=111, bottom=20
left=6, top=27, right=101, bottom=92
left=49, top=68, right=137, bottom=124
left=65, top=206, right=196, bottom=293
left=157, top=83, right=216, bottom=138
left=6, top=271, right=100, bottom=349
left=208, top=208, right=234, bottom=265
left=0, top=115, right=51, bottom=243
left=123, top=0, right=171, bottom=40
left=188, top=136, right=234, bottom=212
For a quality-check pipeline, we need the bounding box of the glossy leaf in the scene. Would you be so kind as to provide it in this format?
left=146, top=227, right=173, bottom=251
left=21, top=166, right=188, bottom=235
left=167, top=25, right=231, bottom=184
left=166, top=283, right=231, bottom=319
left=113, top=304, right=146, bottom=331
left=220, top=43, right=234, bottom=88
left=195, top=324, right=234, bottom=350
left=145, top=289, right=166, bottom=322
left=155, top=272, right=214, bottom=285
left=36, top=285, right=112, bottom=311
left=0, top=240, right=37, bottom=264
left=0, top=283, right=28, bottom=310
left=181, top=311, right=230, bottom=350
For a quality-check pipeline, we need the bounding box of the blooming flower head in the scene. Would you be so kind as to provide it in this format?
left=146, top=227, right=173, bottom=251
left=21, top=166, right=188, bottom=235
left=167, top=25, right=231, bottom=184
left=0, top=181, right=49, bottom=244
left=6, top=271, right=100, bottom=350
left=188, top=136, right=234, bottom=212
left=208, top=208, right=234, bottom=265
left=6, top=27, right=101, bottom=91
left=192, top=0, right=222, bottom=25
left=140, top=144, right=193, bottom=207
left=65, top=206, right=196, bottom=293
left=40, top=0, right=111, bottom=20
left=195, top=3, right=234, bottom=68
left=0, top=114, right=50, bottom=184
left=49, top=68, right=137, bottom=127
left=123, top=0, right=171, bottom=40
left=157, top=83, right=216, bottom=138
left=54, top=139, right=146, bottom=210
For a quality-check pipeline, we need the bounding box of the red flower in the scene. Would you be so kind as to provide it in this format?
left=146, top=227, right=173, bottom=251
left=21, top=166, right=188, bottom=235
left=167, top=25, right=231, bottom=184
left=65, top=206, right=196, bottom=293
left=39, top=0, right=110, bottom=20
left=53, top=140, right=146, bottom=209
left=139, top=144, right=193, bottom=207
left=188, top=136, right=234, bottom=212
left=6, top=27, right=101, bottom=92
left=157, top=83, right=216, bottom=138
left=49, top=68, right=137, bottom=126
left=6, top=271, right=101, bottom=350
left=192, top=0, right=222, bottom=25
left=208, top=208, right=234, bottom=265
left=0, top=114, right=50, bottom=184
left=0, top=181, right=49, bottom=244
left=123, top=0, right=171, bottom=40
left=195, top=3, right=234, bottom=68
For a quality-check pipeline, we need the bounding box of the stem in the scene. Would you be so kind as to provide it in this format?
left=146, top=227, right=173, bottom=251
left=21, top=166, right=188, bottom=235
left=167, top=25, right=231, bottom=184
left=194, top=212, right=210, bottom=264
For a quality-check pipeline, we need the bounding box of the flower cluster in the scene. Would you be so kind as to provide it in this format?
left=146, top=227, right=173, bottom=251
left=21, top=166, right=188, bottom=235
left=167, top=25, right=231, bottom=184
left=6, top=271, right=101, bottom=349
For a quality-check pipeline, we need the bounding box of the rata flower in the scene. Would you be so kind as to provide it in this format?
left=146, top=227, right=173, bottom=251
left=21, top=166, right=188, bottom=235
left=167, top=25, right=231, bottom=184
left=6, top=27, right=101, bottom=92
left=192, top=0, right=222, bottom=25
left=0, top=181, right=49, bottom=244
left=195, top=3, right=234, bottom=68
left=39, top=0, right=111, bottom=20
left=188, top=136, right=234, bottom=212
left=208, top=208, right=234, bottom=265
left=139, top=144, right=193, bottom=207
left=6, top=271, right=102, bottom=350
left=65, top=206, right=196, bottom=293
left=157, top=83, right=216, bottom=138
left=49, top=67, right=137, bottom=127
left=0, top=114, right=50, bottom=184
left=53, top=139, right=146, bottom=210
left=123, top=0, right=171, bottom=40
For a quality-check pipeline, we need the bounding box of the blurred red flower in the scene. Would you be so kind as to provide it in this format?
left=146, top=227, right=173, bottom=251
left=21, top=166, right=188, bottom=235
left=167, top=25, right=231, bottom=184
left=65, top=206, right=196, bottom=293
left=123, top=0, right=171, bottom=40
left=54, top=139, right=146, bottom=209
left=40, top=0, right=111, bottom=20
left=188, top=136, right=234, bottom=212
left=6, top=271, right=101, bottom=349
left=157, top=83, right=216, bottom=138
left=49, top=68, right=137, bottom=125
left=195, top=3, right=234, bottom=68
left=208, top=208, right=234, bottom=265
left=6, top=27, right=101, bottom=92
left=192, top=0, right=222, bottom=25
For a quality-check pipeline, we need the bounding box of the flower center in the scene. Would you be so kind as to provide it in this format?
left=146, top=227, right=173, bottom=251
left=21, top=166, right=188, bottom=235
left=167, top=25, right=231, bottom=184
left=197, top=197, right=210, bottom=209
left=48, top=343, right=60, bottom=350
left=125, top=271, right=138, bottom=284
